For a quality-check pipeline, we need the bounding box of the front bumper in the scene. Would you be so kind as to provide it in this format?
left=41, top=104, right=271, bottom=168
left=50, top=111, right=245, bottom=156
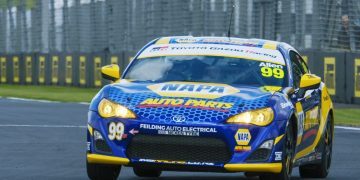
left=87, top=153, right=282, bottom=173
left=87, top=111, right=286, bottom=173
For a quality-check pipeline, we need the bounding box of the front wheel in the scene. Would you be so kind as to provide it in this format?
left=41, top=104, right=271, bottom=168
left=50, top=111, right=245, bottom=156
left=87, top=161, right=121, bottom=180
left=299, top=115, right=333, bottom=178
left=260, top=121, right=295, bottom=180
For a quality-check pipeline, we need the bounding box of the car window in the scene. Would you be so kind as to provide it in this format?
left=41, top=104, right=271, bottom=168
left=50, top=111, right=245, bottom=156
left=297, top=55, right=309, bottom=73
left=289, top=51, right=305, bottom=88
left=124, top=56, right=289, bottom=87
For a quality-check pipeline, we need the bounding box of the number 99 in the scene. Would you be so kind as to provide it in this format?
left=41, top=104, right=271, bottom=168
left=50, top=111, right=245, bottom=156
left=261, top=67, right=273, bottom=77
left=261, top=67, right=284, bottom=79
left=273, top=68, right=284, bottom=78
left=108, top=122, right=124, bottom=141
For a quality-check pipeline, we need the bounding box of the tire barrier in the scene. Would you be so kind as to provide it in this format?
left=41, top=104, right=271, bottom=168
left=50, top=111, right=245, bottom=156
left=0, top=51, right=359, bottom=104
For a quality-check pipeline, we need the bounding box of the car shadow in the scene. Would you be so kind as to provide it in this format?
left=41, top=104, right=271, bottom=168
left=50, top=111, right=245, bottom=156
left=125, top=175, right=303, bottom=180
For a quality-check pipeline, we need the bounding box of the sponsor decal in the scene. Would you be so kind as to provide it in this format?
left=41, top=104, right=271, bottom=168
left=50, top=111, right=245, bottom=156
left=295, top=102, right=304, bottom=145
left=174, top=38, right=197, bottom=43
left=234, top=145, right=252, bottom=152
left=259, top=62, right=284, bottom=69
left=275, top=152, right=282, bottom=161
left=304, top=106, right=320, bottom=131
left=139, top=124, right=217, bottom=137
left=147, top=82, right=239, bottom=99
left=260, top=86, right=282, bottom=92
left=235, top=129, right=251, bottom=145
left=138, top=159, right=215, bottom=166
left=197, top=38, right=260, bottom=47
left=87, top=142, right=91, bottom=151
left=149, top=46, right=169, bottom=52
left=316, top=152, right=322, bottom=160
left=138, top=98, right=233, bottom=111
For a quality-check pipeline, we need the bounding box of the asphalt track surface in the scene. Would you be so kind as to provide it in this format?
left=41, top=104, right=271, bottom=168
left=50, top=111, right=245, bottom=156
left=0, top=98, right=360, bottom=180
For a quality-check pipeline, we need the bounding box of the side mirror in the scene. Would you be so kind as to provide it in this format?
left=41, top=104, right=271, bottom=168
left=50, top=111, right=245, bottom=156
left=101, top=64, right=121, bottom=82
left=299, top=73, right=321, bottom=90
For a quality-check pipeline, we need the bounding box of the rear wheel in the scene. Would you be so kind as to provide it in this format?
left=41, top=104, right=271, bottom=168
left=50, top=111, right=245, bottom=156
left=299, top=115, right=333, bottom=178
left=260, top=121, right=295, bottom=180
left=87, top=161, right=121, bottom=180
left=133, top=167, right=162, bottom=177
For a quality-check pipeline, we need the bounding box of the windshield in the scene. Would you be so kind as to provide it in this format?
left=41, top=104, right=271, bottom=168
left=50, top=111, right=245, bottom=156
left=124, top=56, right=288, bottom=87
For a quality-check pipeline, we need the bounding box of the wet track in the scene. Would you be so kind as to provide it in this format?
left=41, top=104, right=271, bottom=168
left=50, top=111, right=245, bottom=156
left=0, top=98, right=359, bottom=180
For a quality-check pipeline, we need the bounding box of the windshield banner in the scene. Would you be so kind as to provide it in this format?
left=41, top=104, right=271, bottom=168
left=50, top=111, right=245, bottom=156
left=137, top=44, right=285, bottom=65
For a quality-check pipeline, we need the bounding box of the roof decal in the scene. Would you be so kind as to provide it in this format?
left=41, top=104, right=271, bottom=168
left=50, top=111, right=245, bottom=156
left=262, top=42, right=278, bottom=50
left=155, top=37, right=171, bottom=44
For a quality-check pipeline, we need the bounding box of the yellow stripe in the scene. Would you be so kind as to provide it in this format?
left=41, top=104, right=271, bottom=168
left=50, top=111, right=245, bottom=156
left=274, top=134, right=284, bottom=145
left=87, top=124, right=93, bottom=136
left=155, top=37, right=171, bottom=44
left=295, top=85, right=332, bottom=160
left=295, top=102, right=303, bottom=146
left=262, top=42, right=278, bottom=50
left=224, top=163, right=282, bottom=173
left=87, top=154, right=130, bottom=165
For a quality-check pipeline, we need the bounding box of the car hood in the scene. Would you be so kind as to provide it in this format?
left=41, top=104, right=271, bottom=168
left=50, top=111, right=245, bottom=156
left=103, top=80, right=279, bottom=124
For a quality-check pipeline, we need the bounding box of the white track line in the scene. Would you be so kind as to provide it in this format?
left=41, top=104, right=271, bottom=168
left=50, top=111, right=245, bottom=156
left=335, top=126, right=360, bottom=131
left=0, top=124, right=86, bottom=128
left=2, top=97, right=90, bottom=105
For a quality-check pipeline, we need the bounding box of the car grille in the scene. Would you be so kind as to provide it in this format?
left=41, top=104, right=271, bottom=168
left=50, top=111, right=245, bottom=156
left=94, top=139, right=111, bottom=153
left=126, top=134, right=232, bottom=164
left=246, top=148, right=271, bottom=162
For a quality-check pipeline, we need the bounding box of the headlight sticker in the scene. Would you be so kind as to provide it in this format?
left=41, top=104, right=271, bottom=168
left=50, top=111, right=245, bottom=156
left=235, top=129, right=251, bottom=145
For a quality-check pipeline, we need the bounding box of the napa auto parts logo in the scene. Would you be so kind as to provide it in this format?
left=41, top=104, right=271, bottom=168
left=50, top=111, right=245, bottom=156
left=147, top=82, right=240, bottom=99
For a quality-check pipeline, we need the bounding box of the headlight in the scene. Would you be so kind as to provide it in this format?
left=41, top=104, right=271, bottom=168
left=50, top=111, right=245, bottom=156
left=226, top=107, right=274, bottom=126
left=98, top=99, right=136, bottom=119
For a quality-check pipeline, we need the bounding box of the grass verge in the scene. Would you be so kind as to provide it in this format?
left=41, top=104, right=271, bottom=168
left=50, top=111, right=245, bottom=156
left=0, top=85, right=359, bottom=126
left=0, top=84, right=99, bottom=103
left=334, top=108, right=360, bottom=127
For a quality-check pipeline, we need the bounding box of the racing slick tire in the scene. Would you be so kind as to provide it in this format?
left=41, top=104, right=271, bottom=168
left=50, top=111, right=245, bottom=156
left=86, top=161, right=121, bottom=180
left=260, top=120, right=296, bottom=180
left=133, top=167, right=162, bottom=177
left=299, top=115, right=333, bottom=178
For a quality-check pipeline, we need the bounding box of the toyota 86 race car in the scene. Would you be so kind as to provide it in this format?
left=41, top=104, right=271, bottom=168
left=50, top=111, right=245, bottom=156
left=86, top=36, right=334, bottom=180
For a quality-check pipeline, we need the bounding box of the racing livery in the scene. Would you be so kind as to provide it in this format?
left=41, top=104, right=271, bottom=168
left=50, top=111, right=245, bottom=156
left=86, top=37, right=334, bottom=180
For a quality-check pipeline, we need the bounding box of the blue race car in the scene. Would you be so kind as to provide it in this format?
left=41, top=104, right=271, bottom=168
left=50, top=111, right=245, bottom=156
left=86, top=37, right=334, bottom=180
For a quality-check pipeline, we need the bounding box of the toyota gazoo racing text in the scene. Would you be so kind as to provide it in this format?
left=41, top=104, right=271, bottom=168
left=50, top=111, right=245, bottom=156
left=86, top=37, right=334, bottom=180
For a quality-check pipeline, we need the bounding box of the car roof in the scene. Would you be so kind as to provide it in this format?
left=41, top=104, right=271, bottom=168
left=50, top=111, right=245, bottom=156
left=152, top=36, right=296, bottom=52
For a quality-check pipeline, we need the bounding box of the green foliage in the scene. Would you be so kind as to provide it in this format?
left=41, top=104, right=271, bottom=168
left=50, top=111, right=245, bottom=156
left=0, top=0, right=36, bottom=9
left=0, top=84, right=99, bottom=102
